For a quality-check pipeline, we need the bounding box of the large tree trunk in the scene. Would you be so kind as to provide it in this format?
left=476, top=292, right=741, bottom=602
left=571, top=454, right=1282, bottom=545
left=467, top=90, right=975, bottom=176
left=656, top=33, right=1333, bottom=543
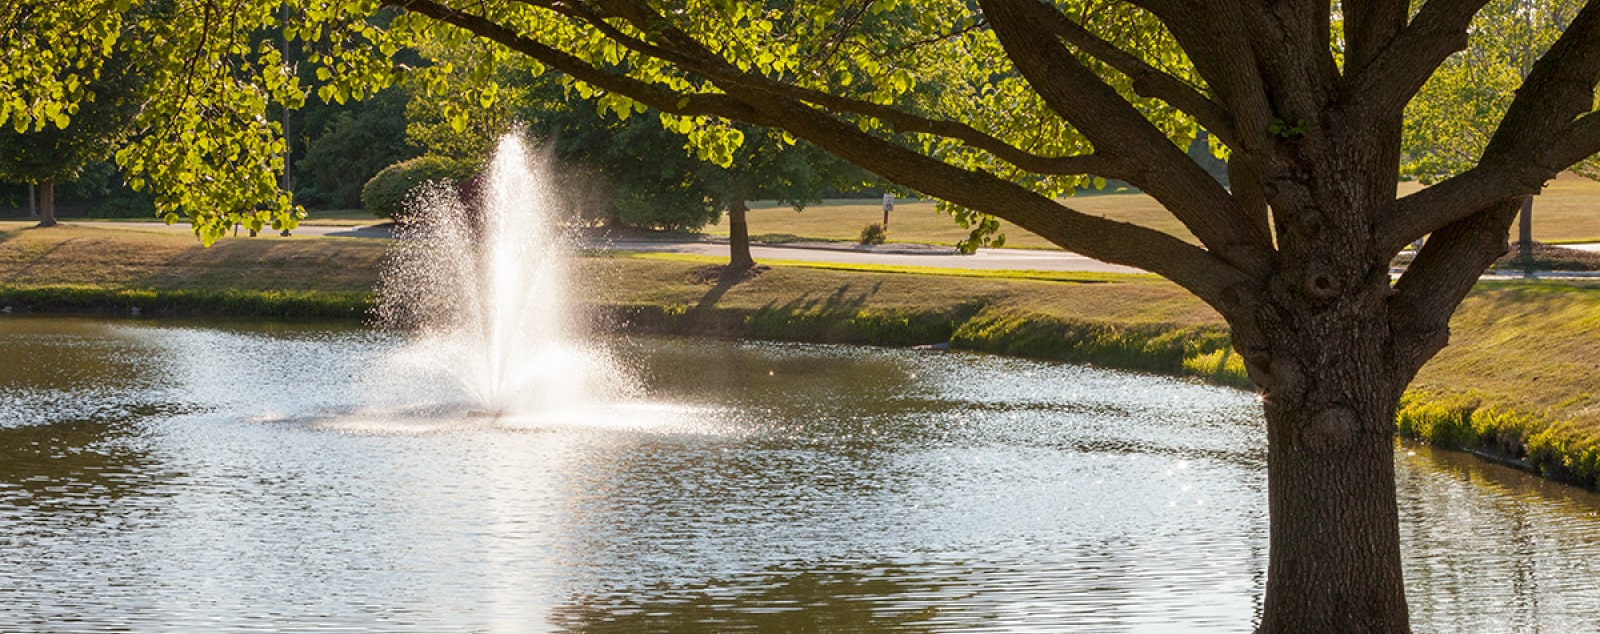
left=35, top=179, right=58, bottom=228
left=1249, top=294, right=1410, bottom=633
left=1235, top=111, right=1424, bottom=632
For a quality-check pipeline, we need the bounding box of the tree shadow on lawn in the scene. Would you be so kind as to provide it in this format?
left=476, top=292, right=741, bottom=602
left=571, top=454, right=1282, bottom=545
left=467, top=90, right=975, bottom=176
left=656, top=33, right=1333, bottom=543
left=745, top=282, right=973, bottom=346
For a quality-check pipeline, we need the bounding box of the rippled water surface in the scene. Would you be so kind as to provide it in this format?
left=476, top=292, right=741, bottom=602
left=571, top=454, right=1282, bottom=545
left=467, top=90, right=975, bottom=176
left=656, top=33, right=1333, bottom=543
left=2, top=317, right=1598, bottom=633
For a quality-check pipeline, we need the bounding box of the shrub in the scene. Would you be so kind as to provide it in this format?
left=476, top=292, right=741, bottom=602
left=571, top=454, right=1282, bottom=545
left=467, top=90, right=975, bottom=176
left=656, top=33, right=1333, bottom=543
left=361, top=156, right=473, bottom=221
left=858, top=222, right=887, bottom=245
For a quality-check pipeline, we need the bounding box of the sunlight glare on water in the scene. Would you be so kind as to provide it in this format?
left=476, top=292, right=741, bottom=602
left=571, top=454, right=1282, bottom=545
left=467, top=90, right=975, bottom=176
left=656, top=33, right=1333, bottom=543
left=3, top=320, right=1600, bottom=632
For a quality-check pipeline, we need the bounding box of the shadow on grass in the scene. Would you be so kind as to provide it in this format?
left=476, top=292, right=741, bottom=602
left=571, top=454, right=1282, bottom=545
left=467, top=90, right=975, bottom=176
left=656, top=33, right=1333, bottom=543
left=690, top=269, right=751, bottom=317
left=746, top=282, right=984, bottom=346
left=1, top=228, right=78, bottom=282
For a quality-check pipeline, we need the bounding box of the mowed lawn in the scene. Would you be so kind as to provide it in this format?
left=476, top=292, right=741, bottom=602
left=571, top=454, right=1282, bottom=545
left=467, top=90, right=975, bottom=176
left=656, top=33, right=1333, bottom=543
left=708, top=173, right=1600, bottom=248
left=0, top=221, right=388, bottom=292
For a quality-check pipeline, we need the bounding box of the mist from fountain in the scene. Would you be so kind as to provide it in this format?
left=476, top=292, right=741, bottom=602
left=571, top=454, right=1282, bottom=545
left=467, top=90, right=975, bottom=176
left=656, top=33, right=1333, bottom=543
left=373, top=133, right=634, bottom=420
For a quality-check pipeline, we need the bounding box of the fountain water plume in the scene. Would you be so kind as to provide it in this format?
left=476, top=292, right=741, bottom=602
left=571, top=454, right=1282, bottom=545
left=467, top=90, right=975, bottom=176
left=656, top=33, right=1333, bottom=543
left=375, top=134, right=632, bottom=417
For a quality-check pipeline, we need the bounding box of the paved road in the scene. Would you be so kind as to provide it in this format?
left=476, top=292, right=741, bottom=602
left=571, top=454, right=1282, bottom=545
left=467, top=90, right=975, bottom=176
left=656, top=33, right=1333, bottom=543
left=78, top=221, right=1147, bottom=274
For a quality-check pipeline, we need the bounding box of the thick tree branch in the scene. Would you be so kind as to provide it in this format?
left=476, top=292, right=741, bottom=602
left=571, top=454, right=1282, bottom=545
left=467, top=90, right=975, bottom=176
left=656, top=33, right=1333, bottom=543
left=1549, top=109, right=1600, bottom=169
left=1378, top=0, right=1600, bottom=250
left=1387, top=198, right=1522, bottom=380
left=1342, top=0, right=1490, bottom=120
left=981, top=0, right=1273, bottom=271
left=1017, top=0, right=1238, bottom=147
left=1377, top=166, right=1529, bottom=253
left=535, top=0, right=1130, bottom=178
left=727, top=90, right=1252, bottom=307
left=1130, top=0, right=1276, bottom=156
left=386, top=0, right=768, bottom=123
left=1343, top=0, right=1411, bottom=72
left=1227, top=151, right=1272, bottom=243
left=1240, top=2, right=1339, bottom=119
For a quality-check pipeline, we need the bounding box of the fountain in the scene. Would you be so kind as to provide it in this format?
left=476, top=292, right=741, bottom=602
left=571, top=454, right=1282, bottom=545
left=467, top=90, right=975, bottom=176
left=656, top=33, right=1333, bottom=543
left=373, top=133, right=633, bottom=421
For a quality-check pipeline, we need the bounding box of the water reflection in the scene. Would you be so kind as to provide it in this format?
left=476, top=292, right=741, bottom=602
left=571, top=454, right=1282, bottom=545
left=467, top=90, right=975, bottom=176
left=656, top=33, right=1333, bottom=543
left=0, top=317, right=1596, bottom=632
left=551, top=566, right=944, bottom=633
left=1397, top=444, right=1600, bottom=633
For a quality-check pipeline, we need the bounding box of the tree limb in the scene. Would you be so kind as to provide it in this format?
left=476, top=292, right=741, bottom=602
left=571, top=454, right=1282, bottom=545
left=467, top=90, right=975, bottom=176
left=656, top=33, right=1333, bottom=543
left=524, top=0, right=1132, bottom=178
left=1377, top=0, right=1600, bottom=250
left=1548, top=109, right=1600, bottom=169
left=1387, top=198, right=1522, bottom=381
left=1342, top=0, right=1412, bottom=72
left=1127, top=0, right=1276, bottom=157
left=1017, top=0, right=1238, bottom=147
left=1377, top=166, right=1529, bottom=253
left=1342, top=0, right=1491, bottom=120
left=980, top=0, right=1273, bottom=271
left=727, top=88, right=1253, bottom=306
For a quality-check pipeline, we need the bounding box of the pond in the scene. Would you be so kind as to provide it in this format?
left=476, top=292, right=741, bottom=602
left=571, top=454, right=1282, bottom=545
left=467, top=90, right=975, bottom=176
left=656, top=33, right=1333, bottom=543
left=2, top=316, right=1598, bottom=632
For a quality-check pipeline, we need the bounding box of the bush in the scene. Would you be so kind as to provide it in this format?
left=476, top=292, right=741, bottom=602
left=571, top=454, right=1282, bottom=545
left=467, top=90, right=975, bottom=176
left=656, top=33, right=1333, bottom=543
left=858, top=222, right=887, bottom=245
left=361, top=156, right=473, bottom=221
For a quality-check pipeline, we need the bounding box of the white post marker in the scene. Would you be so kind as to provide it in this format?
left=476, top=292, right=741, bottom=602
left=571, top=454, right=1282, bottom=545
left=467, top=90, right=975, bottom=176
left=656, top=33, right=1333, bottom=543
left=881, top=192, right=894, bottom=228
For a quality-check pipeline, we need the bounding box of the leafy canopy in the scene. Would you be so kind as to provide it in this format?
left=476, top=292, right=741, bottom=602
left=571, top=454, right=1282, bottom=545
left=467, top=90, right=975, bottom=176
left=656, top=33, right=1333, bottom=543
left=3, top=0, right=1195, bottom=246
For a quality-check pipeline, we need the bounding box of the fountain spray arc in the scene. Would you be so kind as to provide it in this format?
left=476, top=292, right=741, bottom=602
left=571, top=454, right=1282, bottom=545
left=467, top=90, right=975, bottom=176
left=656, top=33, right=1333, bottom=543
left=377, top=133, right=630, bottom=417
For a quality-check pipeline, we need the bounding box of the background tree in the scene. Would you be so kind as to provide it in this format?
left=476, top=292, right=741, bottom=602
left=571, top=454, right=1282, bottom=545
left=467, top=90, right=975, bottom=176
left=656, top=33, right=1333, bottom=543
left=12, top=2, right=1600, bottom=632
left=0, top=30, right=145, bottom=227
left=695, top=124, right=870, bottom=270
left=295, top=87, right=418, bottom=209
left=396, top=42, right=721, bottom=231
left=527, top=90, right=721, bottom=231
left=1402, top=0, right=1600, bottom=266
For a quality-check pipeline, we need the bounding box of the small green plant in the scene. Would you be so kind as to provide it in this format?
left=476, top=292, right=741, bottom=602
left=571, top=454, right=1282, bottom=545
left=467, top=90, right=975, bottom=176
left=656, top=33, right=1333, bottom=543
left=858, top=222, right=887, bottom=245
left=1268, top=117, right=1312, bottom=139
left=361, top=156, right=474, bottom=221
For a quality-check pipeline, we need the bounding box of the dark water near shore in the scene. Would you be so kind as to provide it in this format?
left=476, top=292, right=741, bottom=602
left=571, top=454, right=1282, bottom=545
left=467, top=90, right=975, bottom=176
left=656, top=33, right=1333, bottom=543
left=1, top=316, right=1597, bottom=633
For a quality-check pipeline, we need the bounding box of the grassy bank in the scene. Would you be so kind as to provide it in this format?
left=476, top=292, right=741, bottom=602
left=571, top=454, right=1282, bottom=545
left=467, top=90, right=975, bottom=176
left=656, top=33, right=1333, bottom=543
left=587, top=252, right=1246, bottom=385
left=3, top=222, right=1598, bottom=487
left=1400, top=282, right=1600, bottom=487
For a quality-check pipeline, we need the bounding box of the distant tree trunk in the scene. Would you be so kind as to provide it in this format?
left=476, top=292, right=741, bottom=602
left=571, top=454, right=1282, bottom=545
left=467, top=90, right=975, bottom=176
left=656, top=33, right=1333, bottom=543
left=1518, top=195, right=1534, bottom=275
left=36, top=179, right=58, bottom=227
left=727, top=197, right=754, bottom=270
left=27, top=183, right=37, bottom=218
